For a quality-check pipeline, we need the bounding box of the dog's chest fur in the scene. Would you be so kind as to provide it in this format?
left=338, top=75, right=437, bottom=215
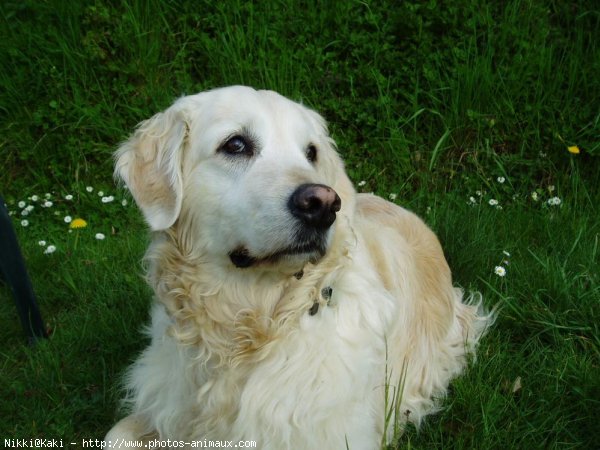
left=128, top=231, right=394, bottom=448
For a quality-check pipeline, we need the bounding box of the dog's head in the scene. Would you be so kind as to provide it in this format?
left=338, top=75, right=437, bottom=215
left=116, top=86, right=354, bottom=273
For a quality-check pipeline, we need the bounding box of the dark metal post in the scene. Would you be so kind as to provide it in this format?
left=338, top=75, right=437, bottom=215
left=0, top=195, right=47, bottom=344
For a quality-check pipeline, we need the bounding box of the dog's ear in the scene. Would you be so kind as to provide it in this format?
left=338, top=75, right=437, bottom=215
left=115, top=106, right=188, bottom=231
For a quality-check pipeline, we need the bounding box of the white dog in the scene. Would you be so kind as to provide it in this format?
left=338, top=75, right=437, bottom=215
left=106, top=86, right=492, bottom=449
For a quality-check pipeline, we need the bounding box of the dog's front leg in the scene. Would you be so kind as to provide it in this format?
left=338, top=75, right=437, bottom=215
left=104, top=414, right=158, bottom=448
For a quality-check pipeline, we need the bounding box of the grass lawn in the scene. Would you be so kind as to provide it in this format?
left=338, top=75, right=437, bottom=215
left=1, top=1, right=598, bottom=448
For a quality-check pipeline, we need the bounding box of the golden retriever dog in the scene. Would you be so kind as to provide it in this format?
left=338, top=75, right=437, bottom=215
left=105, top=86, right=492, bottom=449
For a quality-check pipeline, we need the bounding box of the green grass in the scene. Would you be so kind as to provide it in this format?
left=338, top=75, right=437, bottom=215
left=1, top=0, right=598, bottom=448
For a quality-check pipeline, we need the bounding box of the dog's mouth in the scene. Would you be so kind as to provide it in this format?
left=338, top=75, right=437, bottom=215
left=229, top=238, right=328, bottom=269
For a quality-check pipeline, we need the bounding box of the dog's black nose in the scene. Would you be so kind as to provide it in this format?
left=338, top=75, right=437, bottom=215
left=288, top=184, right=341, bottom=228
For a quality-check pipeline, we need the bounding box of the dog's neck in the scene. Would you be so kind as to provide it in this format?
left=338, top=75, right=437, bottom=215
left=143, top=226, right=351, bottom=366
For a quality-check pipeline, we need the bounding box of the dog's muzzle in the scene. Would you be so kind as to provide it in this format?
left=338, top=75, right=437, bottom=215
left=229, top=184, right=341, bottom=269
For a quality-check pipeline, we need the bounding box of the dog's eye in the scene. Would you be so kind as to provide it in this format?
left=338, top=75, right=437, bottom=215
left=220, top=135, right=253, bottom=156
left=306, top=144, right=317, bottom=163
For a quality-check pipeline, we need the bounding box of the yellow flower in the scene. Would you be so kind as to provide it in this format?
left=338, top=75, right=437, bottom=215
left=69, top=218, right=87, bottom=229
left=567, top=145, right=580, bottom=154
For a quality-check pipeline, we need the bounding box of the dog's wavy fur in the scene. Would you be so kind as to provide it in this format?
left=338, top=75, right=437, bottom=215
left=106, top=86, right=492, bottom=449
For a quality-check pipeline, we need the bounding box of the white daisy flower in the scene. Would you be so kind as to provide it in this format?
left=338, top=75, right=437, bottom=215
left=494, top=266, right=506, bottom=277
left=30, top=195, right=39, bottom=202
left=497, top=176, right=505, bottom=183
left=21, top=209, right=29, bottom=216
left=21, top=219, right=29, bottom=227
left=65, top=194, right=73, bottom=200
left=358, top=180, right=366, bottom=187
left=488, top=199, right=499, bottom=206
left=42, top=200, right=53, bottom=208
left=38, top=240, right=47, bottom=246
left=97, top=191, right=104, bottom=197
left=64, top=215, right=72, bottom=223
left=44, top=245, right=56, bottom=254
left=121, top=199, right=128, bottom=206
left=95, top=233, right=106, bottom=240
left=18, top=201, right=26, bottom=208
left=101, top=195, right=114, bottom=203
left=547, top=196, right=561, bottom=206
left=86, top=186, right=93, bottom=193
